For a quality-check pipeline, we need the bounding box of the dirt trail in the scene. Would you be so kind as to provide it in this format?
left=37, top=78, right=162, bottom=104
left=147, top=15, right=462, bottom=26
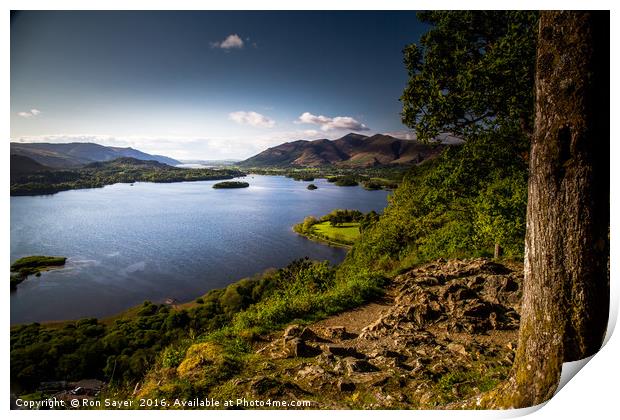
left=235, top=258, right=523, bottom=408
left=313, top=295, right=394, bottom=334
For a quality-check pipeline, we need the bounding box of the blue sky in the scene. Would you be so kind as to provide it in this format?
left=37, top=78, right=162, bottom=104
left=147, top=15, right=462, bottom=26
left=11, top=11, right=429, bottom=160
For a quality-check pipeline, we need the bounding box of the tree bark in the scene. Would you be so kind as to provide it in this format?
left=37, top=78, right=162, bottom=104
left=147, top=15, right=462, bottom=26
left=494, top=243, right=502, bottom=259
left=500, top=11, right=609, bottom=408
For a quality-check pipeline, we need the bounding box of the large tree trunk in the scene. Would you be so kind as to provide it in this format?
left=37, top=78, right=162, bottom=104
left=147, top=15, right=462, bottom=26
left=501, top=11, right=609, bottom=408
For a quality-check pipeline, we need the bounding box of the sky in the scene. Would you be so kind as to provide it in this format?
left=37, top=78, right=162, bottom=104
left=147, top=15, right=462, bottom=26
left=10, top=11, right=429, bottom=160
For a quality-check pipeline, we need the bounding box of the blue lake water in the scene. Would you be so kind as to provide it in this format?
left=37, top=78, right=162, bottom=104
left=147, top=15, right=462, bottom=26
left=10, top=175, right=390, bottom=324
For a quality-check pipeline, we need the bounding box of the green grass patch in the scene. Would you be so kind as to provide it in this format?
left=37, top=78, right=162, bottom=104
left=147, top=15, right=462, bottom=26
left=312, top=222, right=361, bottom=244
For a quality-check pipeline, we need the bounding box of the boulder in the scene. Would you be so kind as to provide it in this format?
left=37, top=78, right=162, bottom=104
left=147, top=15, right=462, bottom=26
left=320, top=344, right=366, bottom=359
left=285, top=338, right=321, bottom=358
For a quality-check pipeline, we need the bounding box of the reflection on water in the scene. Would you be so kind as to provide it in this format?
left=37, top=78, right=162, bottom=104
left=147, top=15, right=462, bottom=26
left=10, top=175, right=390, bottom=324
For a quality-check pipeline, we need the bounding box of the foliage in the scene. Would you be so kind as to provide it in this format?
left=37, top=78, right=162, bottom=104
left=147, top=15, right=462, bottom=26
left=340, top=10, right=538, bottom=274
left=231, top=259, right=385, bottom=334
left=341, top=126, right=529, bottom=275
left=212, top=181, right=250, bottom=189
left=401, top=11, right=538, bottom=141
left=11, top=256, right=67, bottom=273
left=245, top=166, right=406, bottom=190
left=333, top=176, right=358, bottom=187
left=11, top=258, right=385, bottom=394
left=10, top=158, right=245, bottom=196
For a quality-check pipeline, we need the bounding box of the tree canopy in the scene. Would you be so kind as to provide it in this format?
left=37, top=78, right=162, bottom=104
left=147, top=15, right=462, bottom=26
left=401, top=11, right=538, bottom=141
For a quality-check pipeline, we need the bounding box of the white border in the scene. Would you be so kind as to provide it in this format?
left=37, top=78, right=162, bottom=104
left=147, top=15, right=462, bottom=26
left=3, top=1, right=618, bottom=419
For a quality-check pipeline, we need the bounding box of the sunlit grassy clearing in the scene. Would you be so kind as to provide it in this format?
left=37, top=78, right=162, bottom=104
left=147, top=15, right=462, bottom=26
left=312, top=222, right=361, bottom=243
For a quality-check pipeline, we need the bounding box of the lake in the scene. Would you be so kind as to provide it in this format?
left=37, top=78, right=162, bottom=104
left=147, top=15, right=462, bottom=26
left=10, top=175, right=390, bottom=324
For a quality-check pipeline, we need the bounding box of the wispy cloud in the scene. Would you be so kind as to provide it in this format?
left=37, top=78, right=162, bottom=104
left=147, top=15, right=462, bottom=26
left=211, top=34, right=244, bottom=49
left=229, top=111, right=275, bottom=128
left=383, top=130, right=465, bottom=144
left=383, top=130, right=417, bottom=140
left=18, top=108, right=41, bottom=118
left=296, top=112, right=369, bottom=131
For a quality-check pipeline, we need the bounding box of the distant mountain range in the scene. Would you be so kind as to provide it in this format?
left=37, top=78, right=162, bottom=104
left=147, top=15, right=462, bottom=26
left=238, top=133, right=445, bottom=168
left=10, top=142, right=181, bottom=168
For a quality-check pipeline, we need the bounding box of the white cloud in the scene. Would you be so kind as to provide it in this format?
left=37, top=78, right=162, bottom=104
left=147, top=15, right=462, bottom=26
left=18, top=109, right=41, bottom=118
left=211, top=34, right=244, bottom=49
left=296, top=112, right=369, bottom=132
left=228, top=111, right=275, bottom=128
left=302, top=129, right=320, bottom=137
left=383, top=130, right=417, bottom=140
left=383, top=130, right=465, bottom=144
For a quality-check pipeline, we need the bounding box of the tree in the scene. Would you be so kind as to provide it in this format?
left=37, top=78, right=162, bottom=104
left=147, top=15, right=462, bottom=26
left=401, top=11, right=536, bottom=254
left=401, top=11, right=538, bottom=141
left=497, top=11, right=609, bottom=407
left=401, top=10, right=609, bottom=408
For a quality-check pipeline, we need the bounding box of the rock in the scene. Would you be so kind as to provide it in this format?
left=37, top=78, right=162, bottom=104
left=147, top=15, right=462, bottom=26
left=359, top=318, right=387, bottom=339
left=337, top=379, right=356, bottom=392
left=283, top=324, right=320, bottom=342
left=325, top=326, right=355, bottom=339
left=371, top=375, right=390, bottom=387
left=283, top=324, right=304, bottom=339
left=246, top=258, right=522, bottom=408
left=297, top=364, right=325, bottom=377
left=419, top=391, right=435, bottom=406
left=446, top=343, right=468, bottom=357
left=344, top=358, right=379, bottom=374
left=316, top=352, right=336, bottom=367
left=285, top=338, right=321, bottom=358
left=320, top=344, right=366, bottom=359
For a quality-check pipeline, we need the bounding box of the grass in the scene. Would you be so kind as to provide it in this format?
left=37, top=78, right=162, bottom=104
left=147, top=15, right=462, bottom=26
left=428, top=364, right=511, bottom=406
left=312, top=222, right=361, bottom=244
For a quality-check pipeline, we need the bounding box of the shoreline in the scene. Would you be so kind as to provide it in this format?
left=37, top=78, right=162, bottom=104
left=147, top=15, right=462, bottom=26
left=11, top=231, right=348, bottom=328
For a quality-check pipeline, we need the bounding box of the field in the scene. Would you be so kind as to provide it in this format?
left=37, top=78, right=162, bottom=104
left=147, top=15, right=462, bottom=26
left=312, top=222, right=361, bottom=245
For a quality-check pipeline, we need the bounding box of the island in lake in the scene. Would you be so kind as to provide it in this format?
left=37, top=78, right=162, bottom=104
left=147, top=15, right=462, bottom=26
left=212, top=181, right=250, bottom=189
left=10, top=255, right=67, bottom=289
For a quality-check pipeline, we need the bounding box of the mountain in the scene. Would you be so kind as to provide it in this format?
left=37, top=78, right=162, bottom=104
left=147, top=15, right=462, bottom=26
left=10, top=142, right=181, bottom=168
left=10, top=154, right=52, bottom=177
left=239, top=133, right=445, bottom=168
left=108, top=147, right=180, bottom=166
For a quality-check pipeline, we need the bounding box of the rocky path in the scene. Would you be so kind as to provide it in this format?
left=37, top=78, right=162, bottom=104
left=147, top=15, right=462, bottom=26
left=238, top=258, right=524, bottom=408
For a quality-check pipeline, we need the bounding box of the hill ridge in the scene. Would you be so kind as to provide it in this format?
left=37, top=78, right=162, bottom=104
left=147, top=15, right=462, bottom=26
left=239, top=133, right=444, bottom=168
left=10, top=141, right=180, bottom=168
